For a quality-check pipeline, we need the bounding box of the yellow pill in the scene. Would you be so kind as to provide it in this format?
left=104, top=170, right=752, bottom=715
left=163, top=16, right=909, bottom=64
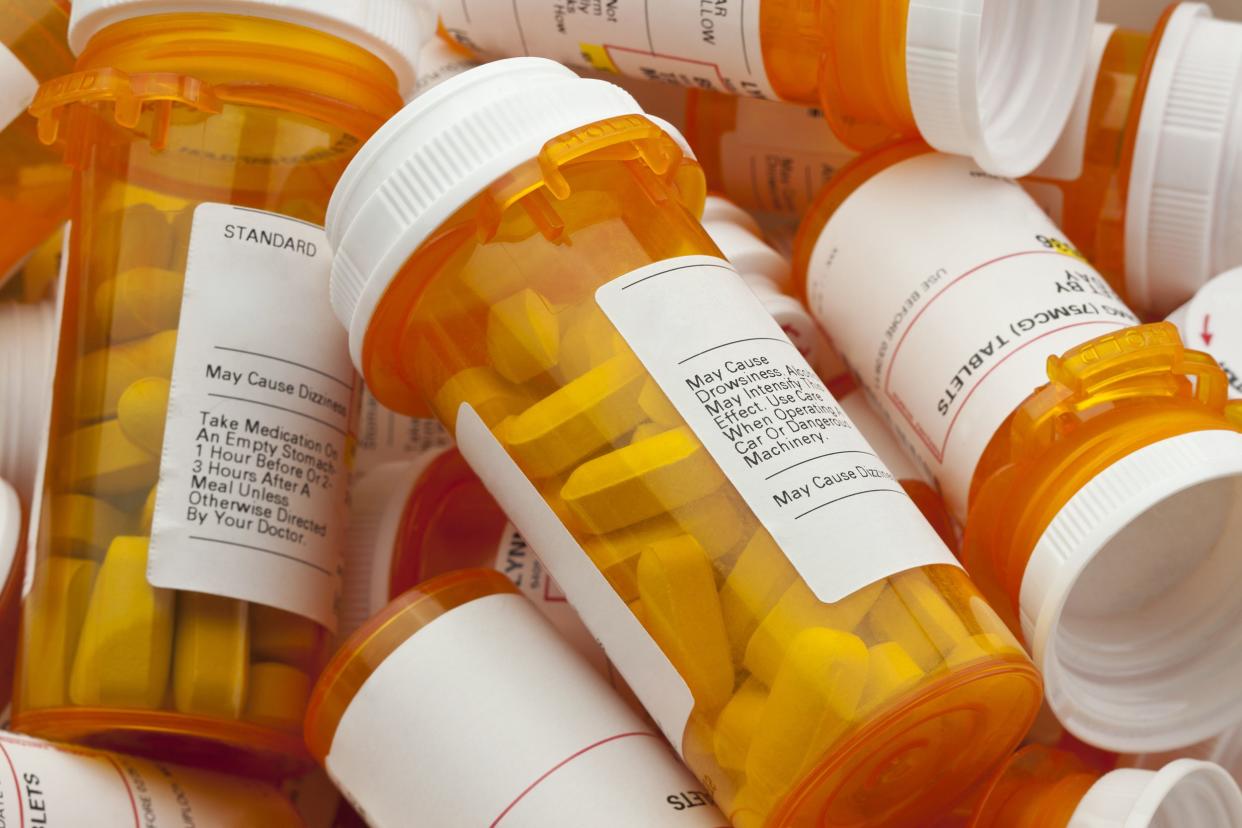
left=47, top=494, right=129, bottom=558
left=117, top=377, right=171, bottom=455
left=69, top=536, right=174, bottom=709
left=558, top=304, right=624, bottom=380
left=75, top=330, right=178, bottom=421
left=19, top=226, right=63, bottom=303
left=720, top=531, right=798, bottom=663
left=629, top=422, right=668, bottom=444
left=20, top=557, right=97, bottom=709
left=487, top=288, right=560, bottom=384
left=746, top=628, right=869, bottom=796
left=562, top=426, right=726, bottom=534
left=245, top=662, right=311, bottom=732
left=714, top=678, right=768, bottom=775
left=890, top=574, right=971, bottom=654
left=945, top=633, right=1026, bottom=669
left=173, top=592, right=249, bottom=718
left=744, top=581, right=883, bottom=686
left=858, top=642, right=924, bottom=714
left=93, top=203, right=176, bottom=274
left=729, top=786, right=776, bottom=828
left=93, top=266, right=185, bottom=343
left=637, top=535, right=735, bottom=716
left=501, top=352, right=646, bottom=479
left=59, top=420, right=160, bottom=495
left=866, top=587, right=940, bottom=672
left=638, top=379, right=682, bottom=426
left=250, top=603, right=324, bottom=673
left=139, top=486, right=157, bottom=533
left=432, top=366, right=529, bottom=427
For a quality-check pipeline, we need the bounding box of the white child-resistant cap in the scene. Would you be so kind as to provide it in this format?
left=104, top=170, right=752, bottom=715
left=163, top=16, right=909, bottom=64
left=1069, top=761, right=1242, bottom=827
left=905, top=0, right=1099, bottom=177
left=1125, top=3, right=1242, bottom=317
left=0, top=301, right=55, bottom=508
left=67, top=0, right=436, bottom=94
left=326, top=58, right=664, bottom=371
left=1020, top=429, right=1242, bottom=753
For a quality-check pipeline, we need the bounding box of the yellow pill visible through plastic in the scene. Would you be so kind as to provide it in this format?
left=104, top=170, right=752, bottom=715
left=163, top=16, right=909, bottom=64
left=433, top=366, right=529, bottom=428
left=75, top=330, right=177, bottom=421
left=117, top=377, right=171, bottom=455
left=720, top=530, right=798, bottom=663
left=93, top=266, right=185, bottom=344
left=714, top=678, right=768, bottom=775
left=47, top=494, right=129, bottom=559
left=173, top=593, right=249, bottom=718
left=249, top=604, right=323, bottom=673
left=487, top=288, right=560, bottom=383
left=59, top=420, right=159, bottom=496
left=858, top=641, right=924, bottom=714
left=245, top=662, right=311, bottom=732
left=20, top=557, right=98, bottom=709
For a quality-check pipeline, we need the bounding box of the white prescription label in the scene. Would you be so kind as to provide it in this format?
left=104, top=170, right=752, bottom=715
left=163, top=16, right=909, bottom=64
left=718, top=99, right=855, bottom=217
left=457, top=406, right=697, bottom=757
left=1168, top=269, right=1242, bottom=399
left=805, top=154, right=1142, bottom=518
left=441, top=0, right=775, bottom=100
left=150, top=204, right=352, bottom=630
left=838, top=388, right=932, bottom=488
left=327, top=592, right=726, bottom=828
left=0, top=731, right=293, bottom=825
left=352, top=385, right=452, bottom=479
left=492, top=523, right=612, bottom=680
left=0, top=46, right=36, bottom=134
left=597, top=255, right=958, bottom=604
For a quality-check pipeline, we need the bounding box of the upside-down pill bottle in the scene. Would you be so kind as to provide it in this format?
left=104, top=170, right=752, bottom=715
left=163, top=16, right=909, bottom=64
left=0, top=0, right=72, bottom=290
left=306, top=569, right=729, bottom=828
left=326, top=57, right=1042, bottom=827
left=14, top=0, right=432, bottom=775
left=0, top=729, right=304, bottom=825
left=1166, top=268, right=1242, bottom=399
left=0, top=300, right=55, bottom=505
left=943, top=745, right=1242, bottom=828
left=795, top=142, right=1242, bottom=754
left=1024, top=3, right=1242, bottom=318
left=437, top=0, right=1097, bottom=177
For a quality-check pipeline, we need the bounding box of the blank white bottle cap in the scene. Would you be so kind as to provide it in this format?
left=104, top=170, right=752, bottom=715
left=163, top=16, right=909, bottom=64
left=1021, top=429, right=1242, bottom=753
left=1125, top=3, right=1242, bottom=317
left=66, top=0, right=437, bottom=95
left=0, top=301, right=55, bottom=507
left=905, top=0, right=1099, bottom=177
left=1069, top=761, right=1242, bottom=827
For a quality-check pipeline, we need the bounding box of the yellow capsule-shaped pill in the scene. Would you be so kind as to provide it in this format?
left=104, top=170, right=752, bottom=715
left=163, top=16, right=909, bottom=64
left=93, top=266, right=185, bottom=344
left=69, top=536, right=174, bottom=709
left=858, top=642, right=925, bottom=714
left=746, top=628, right=869, bottom=796
left=890, top=574, right=971, bottom=654
left=719, top=530, right=798, bottom=663
left=558, top=304, right=624, bottom=380
left=432, top=366, right=530, bottom=428
left=20, top=557, right=98, bottom=709
left=250, top=603, right=324, bottom=673
left=714, top=678, right=767, bottom=775
left=487, top=288, right=560, bottom=384
left=75, top=330, right=177, bottom=421
left=59, top=420, right=159, bottom=495
left=47, top=494, right=129, bottom=559
left=562, top=426, right=726, bottom=534
left=116, top=377, right=171, bottom=455
left=744, top=581, right=883, bottom=686
left=501, top=352, right=647, bottom=479
left=945, top=633, right=1026, bottom=669
left=173, top=592, right=249, bottom=718
left=245, top=662, right=311, bottom=732
left=629, top=422, right=668, bottom=444
left=637, top=535, right=735, bottom=716
left=866, top=587, right=940, bottom=672
left=93, top=203, right=177, bottom=275
left=638, top=379, right=682, bottom=427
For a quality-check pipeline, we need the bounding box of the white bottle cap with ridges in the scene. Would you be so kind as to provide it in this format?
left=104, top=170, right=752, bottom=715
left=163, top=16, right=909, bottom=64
left=905, top=0, right=1099, bottom=177
left=1020, top=429, right=1242, bottom=753
left=1069, top=761, right=1242, bottom=827
left=0, top=301, right=55, bottom=508
left=67, top=0, right=436, bottom=95
left=326, top=58, right=659, bottom=372
left=1125, top=3, right=1242, bottom=318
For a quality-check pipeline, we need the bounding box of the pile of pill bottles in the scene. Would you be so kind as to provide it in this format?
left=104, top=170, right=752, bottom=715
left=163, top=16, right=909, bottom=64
left=15, top=0, right=432, bottom=776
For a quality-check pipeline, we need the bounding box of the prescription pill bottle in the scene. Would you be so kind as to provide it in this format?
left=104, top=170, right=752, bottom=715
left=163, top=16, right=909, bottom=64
left=0, top=0, right=72, bottom=290
left=944, top=744, right=1242, bottom=828
left=796, top=142, right=1242, bottom=753
left=0, top=300, right=55, bottom=505
left=438, top=0, right=1096, bottom=177
left=0, top=729, right=304, bottom=825
left=305, top=568, right=730, bottom=828
left=1166, top=268, right=1242, bottom=399
left=351, top=385, right=451, bottom=481
left=326, top=58, right=1041, bottom=827
left=1025, top=3, right=1242, bottom=317
left=13, top=0, right=433, bottom=775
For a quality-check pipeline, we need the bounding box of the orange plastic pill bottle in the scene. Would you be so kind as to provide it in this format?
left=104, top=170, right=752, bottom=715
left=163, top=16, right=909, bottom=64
left=1025, top=3, right=1242, bottom=318
left=306, top=569, right=730, bottom=828
left=326, top=57, right=1041, bottom=827
left=437, top=0, right=1097, bottom=176
left=15, top=0, right=432, bottom=775
left=0, top=0, right=72, bottom=289
left=796, top=143, right=1242, bottom=754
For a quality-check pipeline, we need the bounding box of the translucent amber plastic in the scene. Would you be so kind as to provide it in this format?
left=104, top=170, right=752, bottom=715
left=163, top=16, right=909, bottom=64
left=14, top=12, right=401, bottom=776
left=358, top=116, right=1041, bottom=826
